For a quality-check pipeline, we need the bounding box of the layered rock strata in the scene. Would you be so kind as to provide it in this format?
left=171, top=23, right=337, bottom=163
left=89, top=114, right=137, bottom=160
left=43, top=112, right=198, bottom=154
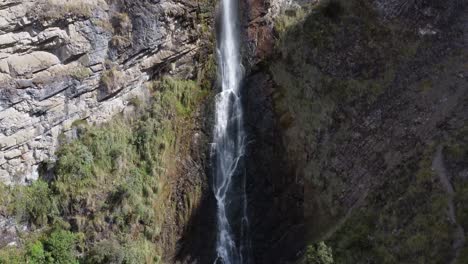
left=0, top=0, right=207, bottom=184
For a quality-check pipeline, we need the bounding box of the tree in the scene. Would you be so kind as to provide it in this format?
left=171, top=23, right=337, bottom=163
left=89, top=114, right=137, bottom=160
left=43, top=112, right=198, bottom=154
left=302, top=242, right=334, bottom=264
left=43, top=229, right=78, bottom=264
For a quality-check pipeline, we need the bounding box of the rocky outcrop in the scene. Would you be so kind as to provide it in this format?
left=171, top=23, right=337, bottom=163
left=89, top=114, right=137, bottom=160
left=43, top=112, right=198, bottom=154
left=0, top=215, right=27, bottom=248
left=240, top=0, right=312, bottom=66
left=0, top=0, right=207, bottom=184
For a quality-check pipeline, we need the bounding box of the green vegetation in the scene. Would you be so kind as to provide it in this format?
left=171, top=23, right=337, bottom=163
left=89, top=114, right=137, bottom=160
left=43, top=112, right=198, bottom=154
left=274, top=6, right=308, bottom=38
left=444, top=126, right=468, bottom=164
left=326, top=146, right=454, bottom=263
left=0, top=75, right=211, bottom=263
left=100, top=67, right=124, bottom=93
left=271, top=0, right=468, bottom=262
left=34, top=0, right=98, bottom=21
left=110, top=36, right=131, bottom=49
left=271, top=0, right=425, bottom=242
left=92, top=18, right=114, bottom=33
left=111, top=13, right=132, bottom=35
left=109, top=12, right=132, bottom=49
left=128, top=96, right=143, bottom=108
left=84, top=238, right=159, bottom=264
left=70, top=66, right=93, bottom=81
left=270, top=0, right=405, bottom=144
left=196, top=53, right=216, bottom=90
left=0, top=229, right=78, bottom=264
left=300, top=242, right=334, bottom=264
left=1, top=0, right=218, bottom=259
left=272, top=0, right=411, bottom=111
left=193, top=0, right=217, bottom=90
left=155, top=77, right=209, bottom=117
left=272, top=0, right=422, bottom=109
left=195, top=0, right=216, bottom=37
left=11, top=180, right=58, bottom=228
left=40, top=229, right=79, bottom=264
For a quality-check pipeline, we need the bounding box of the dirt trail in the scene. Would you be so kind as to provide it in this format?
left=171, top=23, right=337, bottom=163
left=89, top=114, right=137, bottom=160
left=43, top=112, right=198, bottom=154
left=432, top=145, right=465, bottom=264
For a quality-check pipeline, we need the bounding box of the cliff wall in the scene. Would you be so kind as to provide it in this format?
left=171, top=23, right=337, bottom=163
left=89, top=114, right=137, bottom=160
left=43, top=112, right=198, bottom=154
left=0, top=0, right=209, bottom=184
left=243, top=0, right=468, bottom=262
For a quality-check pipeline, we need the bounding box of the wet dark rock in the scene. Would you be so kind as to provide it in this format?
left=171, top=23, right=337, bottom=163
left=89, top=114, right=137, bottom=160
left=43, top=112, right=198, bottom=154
left=243, top=72, right=304, bottom=263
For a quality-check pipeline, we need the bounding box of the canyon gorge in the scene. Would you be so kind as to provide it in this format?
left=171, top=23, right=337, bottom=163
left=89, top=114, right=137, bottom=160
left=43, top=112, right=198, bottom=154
left=0, top=0, right=467, bottom=263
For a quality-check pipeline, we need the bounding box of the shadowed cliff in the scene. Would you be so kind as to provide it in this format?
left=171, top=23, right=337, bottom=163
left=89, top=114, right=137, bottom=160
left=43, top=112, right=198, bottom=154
left=242, top=0, right=468, bottom=262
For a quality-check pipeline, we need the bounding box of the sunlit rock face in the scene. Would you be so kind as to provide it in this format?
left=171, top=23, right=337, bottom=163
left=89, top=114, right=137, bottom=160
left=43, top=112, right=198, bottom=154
left=240, top=0, right=310, bottom=66
left=0, top=0, right=203, bottom=184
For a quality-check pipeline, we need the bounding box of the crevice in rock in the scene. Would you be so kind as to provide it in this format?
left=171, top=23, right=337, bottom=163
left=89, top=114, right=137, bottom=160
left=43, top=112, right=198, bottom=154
left=433, top=145, right=466, bottom=264
left=0, top=1, right=21, bottom=11
left=63, top=52, right=87, bottom=65
left=38, top=84, right=71, bottom=102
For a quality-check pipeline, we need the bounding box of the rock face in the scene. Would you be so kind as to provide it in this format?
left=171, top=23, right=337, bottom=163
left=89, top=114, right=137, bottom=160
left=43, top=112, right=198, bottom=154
left=375, top=0, right=461, bottom=25
left=240, top=0, right=312, bottom=66
left=239, top=0, right=308, bottom=262
left=242, top=0, right=468, bottom=262
left=0, top=0, right=206, bottom=184
left=2, top=0, right=464, bottom=262
left=243, top=72, right=304, bottom=263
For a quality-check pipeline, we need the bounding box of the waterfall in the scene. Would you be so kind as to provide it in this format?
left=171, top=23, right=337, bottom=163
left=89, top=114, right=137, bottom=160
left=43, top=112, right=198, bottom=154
left=212, top=0, right=250, bottom=263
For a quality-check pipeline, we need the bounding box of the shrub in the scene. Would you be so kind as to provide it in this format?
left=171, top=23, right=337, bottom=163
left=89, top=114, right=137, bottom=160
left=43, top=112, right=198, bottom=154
left=27, top=241, right=47, bottom=264
left=274, top=7, right=307, bottom=37
left=0, top=74, right=206, bottom=262
left=71, top=118, right=88, bottom=129
left=100, top=67, right=124, bottom=93
left=327, top=146, right=452, bottom=263
left=110, top=35, right=131, bottom=49
left=0, top=248, right=25, bottom=264
left=197, top=53, right=216, bottom=90
left=121, top=238, right=160, bottom=264
left=156, top=77, right=204, bottom=117
left=111, top=13, right=132, bottom=35
left=56, top=142, right=94, bottom=182
left=108, top=12, right=132, bottom=49
left=0, top=183, right=9, bottom=214
left=42, top=229, right=79, bottom=264
left=12, top=180, right=56, bottom=227
left=35, top=0, right=96, bottom=21
left=85, top=237, right=160, bottom=264
left=302, top=242, right=334, bottom=264
left=92, top=18, right=114, bottom=32
left=128, top=96, right=143, bottom=108
left=0, top=229, right=79, bottom=263
left=84, top=239, right=124, bottom=264
left=70, top=66, right=92, bottom=81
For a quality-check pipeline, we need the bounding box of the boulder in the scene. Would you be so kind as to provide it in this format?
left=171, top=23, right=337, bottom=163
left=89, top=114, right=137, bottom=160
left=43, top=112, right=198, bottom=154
left=8, top=51, right=60, bottom=77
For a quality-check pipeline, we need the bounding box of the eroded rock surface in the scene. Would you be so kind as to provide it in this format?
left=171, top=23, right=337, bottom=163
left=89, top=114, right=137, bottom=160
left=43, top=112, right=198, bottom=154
left=0, top=0, right=205, bottom=184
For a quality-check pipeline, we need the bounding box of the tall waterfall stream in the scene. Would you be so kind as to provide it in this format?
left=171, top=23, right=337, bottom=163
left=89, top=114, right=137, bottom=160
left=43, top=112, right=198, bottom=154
left=211, top=0, right=250, bottom=263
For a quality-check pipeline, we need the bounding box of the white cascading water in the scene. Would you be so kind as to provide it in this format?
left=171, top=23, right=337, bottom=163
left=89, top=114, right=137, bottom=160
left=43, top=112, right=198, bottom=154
left=212, top=0, right=250, bottom=263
